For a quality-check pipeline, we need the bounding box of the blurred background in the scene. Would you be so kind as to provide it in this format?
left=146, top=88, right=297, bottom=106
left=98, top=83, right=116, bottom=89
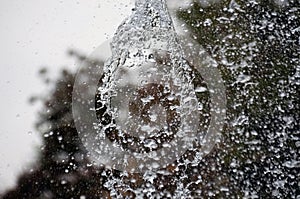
left=0, top=0, right=134, bottom=192
left=0, top=0, right=298, bottom=198
left=0, top=0, right=190, bottom=193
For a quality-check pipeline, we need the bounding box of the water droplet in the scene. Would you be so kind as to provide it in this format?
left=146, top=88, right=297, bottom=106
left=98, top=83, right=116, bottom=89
left=195, top=86, right=207, bottom=92
left=58, top=136, right=63, bottom=141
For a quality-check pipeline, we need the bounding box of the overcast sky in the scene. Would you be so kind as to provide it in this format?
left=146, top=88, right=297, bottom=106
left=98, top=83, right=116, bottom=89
left=0, top=0, right=134, bottom=192
left=0, top=0, right=192, bottom=193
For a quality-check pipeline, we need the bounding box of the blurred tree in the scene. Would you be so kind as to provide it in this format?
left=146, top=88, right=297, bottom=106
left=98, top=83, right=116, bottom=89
left=179, top=0, right=299, bottom=197
left=1, top=0, right=299, bottom=198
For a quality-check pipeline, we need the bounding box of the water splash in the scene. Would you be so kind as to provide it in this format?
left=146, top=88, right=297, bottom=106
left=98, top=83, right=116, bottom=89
left=95, top=0, right=200, bottom=172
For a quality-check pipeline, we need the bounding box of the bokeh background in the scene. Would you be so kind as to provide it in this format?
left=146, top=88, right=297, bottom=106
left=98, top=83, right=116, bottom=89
left=0, top=0, right=189, bottom=193
left=0, top=0, right=298, bottom=198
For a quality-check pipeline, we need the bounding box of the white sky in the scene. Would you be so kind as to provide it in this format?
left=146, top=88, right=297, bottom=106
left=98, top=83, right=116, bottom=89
left=0, top=0, right=191, bottom=193
left=0, top=0, right=134, bottom=193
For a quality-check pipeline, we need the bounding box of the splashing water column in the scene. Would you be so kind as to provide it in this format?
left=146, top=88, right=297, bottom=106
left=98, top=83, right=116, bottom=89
left=95, top=0, right=200, bottom=172
left=71, top=0, right=202, bottom=173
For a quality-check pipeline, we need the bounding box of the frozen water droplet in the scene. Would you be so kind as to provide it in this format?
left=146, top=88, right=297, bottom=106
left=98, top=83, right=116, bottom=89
left=283, top=160, right=300, bottom=168
left=144, top=139, right=158, bottom=150
left=195, top=86, right=207, bottom=93
left=236, top=74, right=251, bottom=84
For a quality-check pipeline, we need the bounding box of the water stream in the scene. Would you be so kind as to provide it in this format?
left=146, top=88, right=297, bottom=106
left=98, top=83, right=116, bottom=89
left=95, top=0, right=200, bottom=172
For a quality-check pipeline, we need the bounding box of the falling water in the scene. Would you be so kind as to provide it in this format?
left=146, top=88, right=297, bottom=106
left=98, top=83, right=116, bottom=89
left=93, top=0, right=202, bottom=173
left=69, top=0, right=228, bottom=197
